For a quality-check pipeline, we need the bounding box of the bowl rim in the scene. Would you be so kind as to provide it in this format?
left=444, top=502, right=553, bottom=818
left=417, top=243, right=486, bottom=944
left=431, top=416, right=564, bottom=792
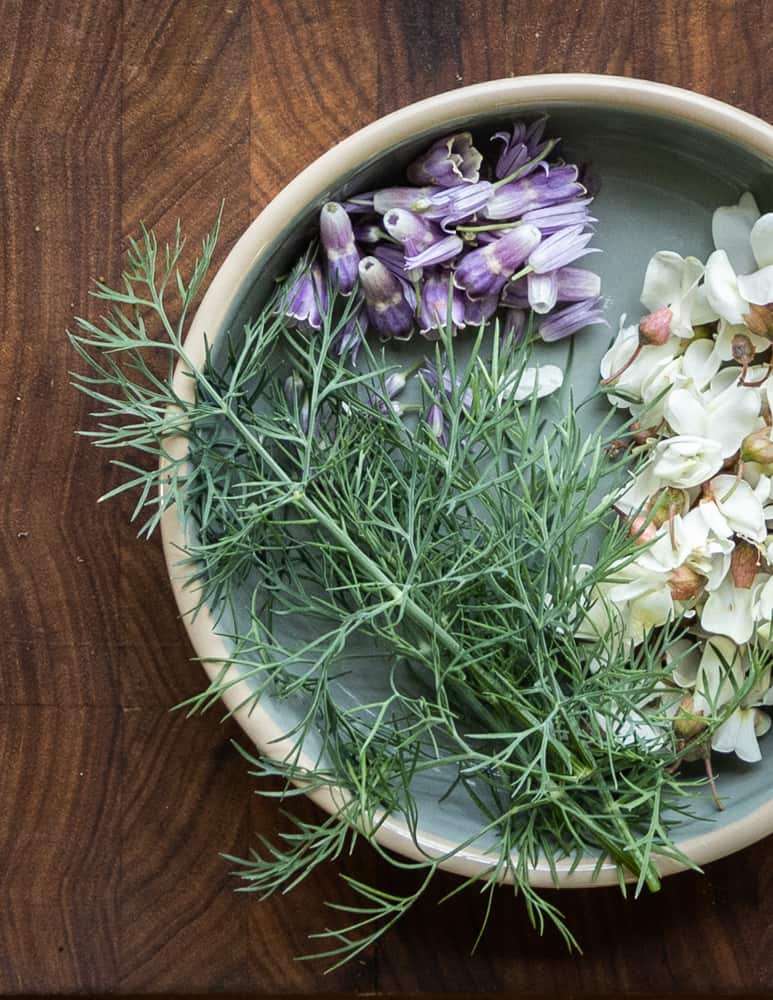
left=161, top=73, right=773, bottom=888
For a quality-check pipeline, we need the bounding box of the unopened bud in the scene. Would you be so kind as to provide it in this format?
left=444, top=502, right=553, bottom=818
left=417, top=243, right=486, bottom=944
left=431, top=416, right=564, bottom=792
left=743, top=303, right=773, bottom=338
left=669, top=564, right=703, bottom=601
left=732, top=332, right=756, bottom=366
left=638, top=307, right=672, bottom=346
left=631, top=421, right=658, bottom=446
left=741, top=427, right=773, bottom=470
left=628, top=515, right=658, bottom=545
left=731, top=541, right=760, bottom=589
left=647, top=486, right=690, bottom=527
left=673, top=694, right=707, bottom=742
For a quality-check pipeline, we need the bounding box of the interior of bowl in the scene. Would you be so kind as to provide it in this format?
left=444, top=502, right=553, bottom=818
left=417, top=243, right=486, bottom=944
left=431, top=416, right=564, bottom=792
left=172, top=93, right=773, bottom=879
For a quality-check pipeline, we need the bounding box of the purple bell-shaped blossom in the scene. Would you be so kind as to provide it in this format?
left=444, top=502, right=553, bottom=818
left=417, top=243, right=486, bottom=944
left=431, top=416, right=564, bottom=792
left=501, top=277, right=529, bottom=309
left=555, top=266, right=602, bottom=302
left=461, top=292, right=499, bottom=326
left=502, top=308, right=527, bottom=342
left=483, top=166, right=585, bottom=220
left=527, top=272, right=558, bottom=315
left=426, top=401, right=448, bottom=446
left=454, top=225, right=541, bottom=299
left=383, top=208, right=444, bottom=257
left=372, top=186, right=437, bottom=214
left=407, top=132, right=483, bottom=187
left=538, top=296, right=606, bottom=342
left=353, top=222, right=386, bottom=244
left=405, top=234, right=464, bottom=270
left=320, top=202, right=360, bottom=295
left=334, top=302, right=366, bottom=365
left=527, top=225, right=599, bottom=274
left=285, top=262, right=328, bottom=331
left=521, top=198, right=595, bottom=234
left=492, top=116, right=550, bottom=179
left=419, top=271, right=466, bottom=340
left=421, top=181, right=495, bottom=230
left=420, top=360, right=473, bottom=412
left=358, top=256, right=414, bottom=341
left=372, top=244, right=419, bottom=305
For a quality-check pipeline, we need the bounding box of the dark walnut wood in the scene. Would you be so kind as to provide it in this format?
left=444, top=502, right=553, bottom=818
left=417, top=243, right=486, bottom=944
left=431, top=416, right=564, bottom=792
left=0, top=0, right=771, bottom=994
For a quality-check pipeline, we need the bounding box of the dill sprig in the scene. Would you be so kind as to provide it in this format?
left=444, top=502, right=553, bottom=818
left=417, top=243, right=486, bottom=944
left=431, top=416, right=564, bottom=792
left=69, top=218, right=753, bottom=969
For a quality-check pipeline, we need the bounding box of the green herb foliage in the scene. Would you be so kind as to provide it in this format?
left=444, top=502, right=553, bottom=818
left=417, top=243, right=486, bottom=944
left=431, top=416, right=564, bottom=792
left=70, top=219, right=751, bottom=968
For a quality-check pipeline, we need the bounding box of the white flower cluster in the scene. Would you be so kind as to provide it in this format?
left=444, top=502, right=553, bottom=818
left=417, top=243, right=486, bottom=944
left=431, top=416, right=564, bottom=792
left=583, top=192, right=773, bottom=764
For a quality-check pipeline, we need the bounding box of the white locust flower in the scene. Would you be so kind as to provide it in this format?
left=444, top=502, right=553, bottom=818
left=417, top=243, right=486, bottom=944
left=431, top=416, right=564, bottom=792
left=640, top=251, right=717, bottom=338
left=700, top=540, right=768, bottom=644
left=699, top=474, right=767, bottom=543
left=576, top=556, right=675, bottom=647
left=599, top=318, right=680, bottom=411
left=664, top=383, right=760, bottom=458
left=635, top=338, right=721, bottom=425
left=706, top=192, right=773, bottom=325
left=669, top=634, right=745, bottom=716
left=651, top=434, right=724, bottom=489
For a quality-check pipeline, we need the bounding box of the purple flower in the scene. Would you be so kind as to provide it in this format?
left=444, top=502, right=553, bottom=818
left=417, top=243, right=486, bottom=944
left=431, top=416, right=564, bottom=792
left=427, top=402, right=447, bottom=446
left=483, top=166, right=584, bottom=220
left=372, top=244, right=419, bottom=306
left=555, top=266, right=602, bottom=302
left=342, top=193, right=375, bottom=213
left=453, top=225, right=541, bottom=299
left=405, top=234, right=464, bottom=270
left=383, top=208, right=443, bottom=256
left=407, top=132, right=483, bottom=187
left=353, top=222, right=386, bottom=243
left=285, top=263, right=327, bottom=331
left=461, top=292, right=499, bottom=326
left=492, top=117, right=550, bottom=179
left=538, top=297, right=607, bottom=342
left=320, top=202, right=360, bottom=295
left=502, top=308, right=527, bottom=342
left=527, top=271, right=558, bottom=315
left=501, top=277, right=529, bottom=309
left=419, top=271, right=466, bottom=340
left=283, top=373, right=310, bottom=432
left=358, top=256, right=414, bottom=341
left=372, top=186, right=437, bottom=214
left=521, top=198, right=595, bottom=234
left=527, top=225, right=599, bottom=274
left=334, top=304, right=366, bottom=364
left=421, top=361, right=473, bottom=411
left=421, top=181, right=494, bottom=230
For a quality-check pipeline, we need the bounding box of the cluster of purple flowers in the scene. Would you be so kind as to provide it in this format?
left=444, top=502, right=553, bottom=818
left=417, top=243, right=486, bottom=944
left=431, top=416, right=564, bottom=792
left=285, top=118, right=605, bottom=360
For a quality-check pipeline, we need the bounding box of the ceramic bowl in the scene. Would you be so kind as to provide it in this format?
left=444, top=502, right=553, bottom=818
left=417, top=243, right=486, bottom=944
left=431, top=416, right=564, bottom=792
left=161, top=74, right=773, bottom=888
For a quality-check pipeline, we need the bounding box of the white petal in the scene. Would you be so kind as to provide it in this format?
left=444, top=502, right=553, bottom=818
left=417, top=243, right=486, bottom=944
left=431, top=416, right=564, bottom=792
left=712, top=198, right=759, bottom=273
left=707, top=386, right=761, bottom=457
left=751, top=213, right=773, bottom=269
left=640, top=251, right=688, bottom=311
left=700, top=577, right=757, bottom=644
left=705, top=250, right=750, bottom=325
left=682, top=338, right=722, bottom=386
left=712, top=710, right=742, bottom=754
left=502, top=364, right=564, bottom=403
left=667, top=637, right=701, bottom=688
left=688, top=283, right=720, bottom=326
left=737, top=265, right=773, bottom=306
left=755, top=708, right=772, bottom=737
left=664, top=388, right=707, bottom=437
left=713, top=475, right=767, bottom=541
left=735, top=709, right=762, bottom=762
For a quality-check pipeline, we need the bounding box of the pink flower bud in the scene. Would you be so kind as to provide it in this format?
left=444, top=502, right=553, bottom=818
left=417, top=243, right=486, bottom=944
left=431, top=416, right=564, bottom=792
left=669, top=564, right=703, bottom=602
left=730, top=541, right=760, bottom=589
left=743, top=303, right=773, bottom=338
left=638, top=307, right=672, bottom=346
left=628, top=515, right=658, bottom=545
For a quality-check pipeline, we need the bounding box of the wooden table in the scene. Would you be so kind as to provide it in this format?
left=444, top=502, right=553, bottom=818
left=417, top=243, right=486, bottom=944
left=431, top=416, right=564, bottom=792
left=1, top=1, right=771, bottom=996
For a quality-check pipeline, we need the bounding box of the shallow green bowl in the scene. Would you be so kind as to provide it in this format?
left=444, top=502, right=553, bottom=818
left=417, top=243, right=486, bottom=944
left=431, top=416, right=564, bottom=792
left=162, top=74, right=773, bottom=888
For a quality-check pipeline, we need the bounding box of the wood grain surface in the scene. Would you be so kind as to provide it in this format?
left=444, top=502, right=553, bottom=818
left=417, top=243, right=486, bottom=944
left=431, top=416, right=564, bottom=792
left=1, top=0, right=771, bottom=995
